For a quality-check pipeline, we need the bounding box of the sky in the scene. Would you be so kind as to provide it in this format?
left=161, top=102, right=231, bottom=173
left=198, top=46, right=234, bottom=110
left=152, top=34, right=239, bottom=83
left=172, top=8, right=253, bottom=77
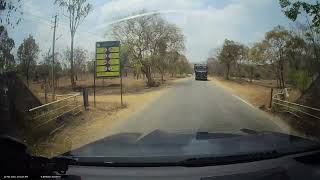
left=6, top=0, right=292, bottom=63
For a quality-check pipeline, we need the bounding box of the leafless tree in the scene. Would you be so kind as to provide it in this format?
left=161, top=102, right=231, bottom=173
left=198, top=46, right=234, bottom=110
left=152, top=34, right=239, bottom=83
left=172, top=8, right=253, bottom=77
left=55, top=0, right=92, bottom=88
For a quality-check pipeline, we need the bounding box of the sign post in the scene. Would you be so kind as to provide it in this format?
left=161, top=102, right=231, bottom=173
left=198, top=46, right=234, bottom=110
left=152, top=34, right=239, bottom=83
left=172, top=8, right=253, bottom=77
left=94, top=41, right=122, bottom=106
left=120, top=72, right=123, bottom=106
left=93, top=60, right=96, bottom=107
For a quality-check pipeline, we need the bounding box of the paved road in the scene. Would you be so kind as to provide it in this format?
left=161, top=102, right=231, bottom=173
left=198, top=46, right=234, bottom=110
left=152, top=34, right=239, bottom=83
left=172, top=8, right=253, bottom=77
left=109, top=77, right=284, bottom=135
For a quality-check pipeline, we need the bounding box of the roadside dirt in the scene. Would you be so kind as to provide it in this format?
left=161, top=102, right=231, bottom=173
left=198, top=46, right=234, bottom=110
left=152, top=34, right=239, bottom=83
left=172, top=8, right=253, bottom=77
left=209, top=76, right=274, bottom=108
left=30, top=77, right=190, bottom=157
left=209, top=76, right=301, bottom=109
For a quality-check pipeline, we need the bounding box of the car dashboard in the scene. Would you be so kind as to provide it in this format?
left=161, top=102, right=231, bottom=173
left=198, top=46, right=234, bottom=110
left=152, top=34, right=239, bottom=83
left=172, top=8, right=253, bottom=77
left=64, top=150, right=320, bottom=180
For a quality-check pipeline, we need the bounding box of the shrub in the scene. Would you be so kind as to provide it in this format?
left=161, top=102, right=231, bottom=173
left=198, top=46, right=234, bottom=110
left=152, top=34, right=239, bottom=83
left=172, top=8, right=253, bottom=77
left=254, top=73, right=261, bottom=79
left=295, top=70, right=311, bottom=92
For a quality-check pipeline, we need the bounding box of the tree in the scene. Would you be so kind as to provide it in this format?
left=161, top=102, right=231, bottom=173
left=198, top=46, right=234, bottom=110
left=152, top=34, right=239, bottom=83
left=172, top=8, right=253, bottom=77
left=207, top=57, right=224, bottom=76
left=111, top=12, right=156, bottom=86
left=285, top=35, right=306, bottom=71
left=235, top=44, right=249, bottom=79
left=248, top=42, right=268, bottom=82
left=110, top=11, right=185, bottom=86
left=176, top=54, right=191, bottom=75
left=279, top=0, right=320, bottom=29
left=86, top=61, right=94, bottom=74
left=37, top=49, right=51, bottom=82
left=0, top=25, right=15, bottom=72
left=55, top=0, right=92, bottom=88
left=150, top=18, right=185, bottom=81
left=64, top=47, right=87, bottom=81
left=264, top=26, right=292, bottom=88
left=218, top=39, right=243, bottom=80
left=37, top=49, right=63, bottom=86
left=17, top=35, right=39, bottom=86
left=119, top=45, right=133, bottom=78
left=167, top=51, right=180, bottom=77
left=73, top=47, right=87, bottom=80
left=207, top=48, right=225, bottom=76
left=279, top=0, right=320, bottom=70
left=0, top=0, right=22, bottom=27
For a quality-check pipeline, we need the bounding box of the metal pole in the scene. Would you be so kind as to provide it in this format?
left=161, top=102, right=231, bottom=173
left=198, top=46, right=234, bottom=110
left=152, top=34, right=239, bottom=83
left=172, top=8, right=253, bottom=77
left=120, top=74, right=123, bottom=106
left=52, top=15, right=57, bottom=101
left=94, top=60, right=96, bottom=107
left=120, top=44, right=123, bottom=107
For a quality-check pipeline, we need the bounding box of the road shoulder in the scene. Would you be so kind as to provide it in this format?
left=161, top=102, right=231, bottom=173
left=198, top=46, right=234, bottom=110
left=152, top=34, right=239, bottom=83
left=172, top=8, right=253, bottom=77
left=208, top=76, right=302, bottom=138
left=30, top=77, right=190, bottom=157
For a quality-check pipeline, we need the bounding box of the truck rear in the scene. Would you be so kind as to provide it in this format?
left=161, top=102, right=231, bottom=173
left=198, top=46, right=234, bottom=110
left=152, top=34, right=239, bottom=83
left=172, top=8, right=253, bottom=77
left=194, top=64, right=208, bottom=81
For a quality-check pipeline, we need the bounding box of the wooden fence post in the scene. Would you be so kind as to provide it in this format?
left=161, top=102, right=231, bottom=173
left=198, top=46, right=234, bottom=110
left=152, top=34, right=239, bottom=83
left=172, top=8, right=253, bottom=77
left=44, top=81, right=48, bottom=104
left=269, top=88, right=273, bottom=108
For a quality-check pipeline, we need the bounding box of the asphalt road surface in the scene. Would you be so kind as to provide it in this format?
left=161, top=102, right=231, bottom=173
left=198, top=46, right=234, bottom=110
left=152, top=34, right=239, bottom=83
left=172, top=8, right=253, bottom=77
left=109, top=77, right=285, bottom=135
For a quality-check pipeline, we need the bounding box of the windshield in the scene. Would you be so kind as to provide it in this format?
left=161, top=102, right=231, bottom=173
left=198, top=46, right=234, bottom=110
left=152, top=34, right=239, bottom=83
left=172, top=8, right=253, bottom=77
left=1, top=0, right=320, bottom=161
left=194, top=65, right=207, bottom=71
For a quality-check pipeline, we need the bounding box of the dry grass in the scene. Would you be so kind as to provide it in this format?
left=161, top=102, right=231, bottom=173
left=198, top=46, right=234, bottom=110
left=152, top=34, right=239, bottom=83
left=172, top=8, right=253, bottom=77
left=29, top=76, right=188, bottom=157
left=209, top=76, right=301, bottom=109
left=210, top=76, right=274, bottom=108
left=30, top=73, right=184, bottom=99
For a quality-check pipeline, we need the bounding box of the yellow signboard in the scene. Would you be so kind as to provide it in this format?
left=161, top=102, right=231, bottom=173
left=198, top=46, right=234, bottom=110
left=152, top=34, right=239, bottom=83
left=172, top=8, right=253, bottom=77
left=95, top=41, right=121, bottom=78
left=96, top=47, right=120, bottom=54
left=96, top=65, right=120, bottom=72
left=108, top=47, right=119, bottom=52
left=96, top=59, right=119, bottom=66
left=108, top=53, right=119, bottom=59
left=96, top=71, right=120, bottom=77
left=96, top=47, right=105, bottom=54
left=96, top=53, right=104, bottom=60
left=96, top=53, right=119, bottom=59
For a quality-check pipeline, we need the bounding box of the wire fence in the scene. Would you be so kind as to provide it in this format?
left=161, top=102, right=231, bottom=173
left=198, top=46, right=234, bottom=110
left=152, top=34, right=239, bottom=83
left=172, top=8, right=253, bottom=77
left=27, top=93, right=82, bottom=131
left=272, top=89, right=320, bottom=120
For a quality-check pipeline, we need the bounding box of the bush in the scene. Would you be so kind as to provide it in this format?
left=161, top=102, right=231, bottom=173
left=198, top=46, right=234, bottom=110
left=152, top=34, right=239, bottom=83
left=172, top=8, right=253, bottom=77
left=254, top=73, right=261, bottom=79
left=295, top=70, right=311, bottom=92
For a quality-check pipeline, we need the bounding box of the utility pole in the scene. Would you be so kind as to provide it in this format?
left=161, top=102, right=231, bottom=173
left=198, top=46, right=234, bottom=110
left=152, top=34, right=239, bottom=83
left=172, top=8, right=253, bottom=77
left=52, top=15, right=57, bottom=101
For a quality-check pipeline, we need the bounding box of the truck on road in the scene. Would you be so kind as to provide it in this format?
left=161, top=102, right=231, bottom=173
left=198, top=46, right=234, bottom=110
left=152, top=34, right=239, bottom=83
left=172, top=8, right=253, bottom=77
left=194, top=64, right=208, bottom=81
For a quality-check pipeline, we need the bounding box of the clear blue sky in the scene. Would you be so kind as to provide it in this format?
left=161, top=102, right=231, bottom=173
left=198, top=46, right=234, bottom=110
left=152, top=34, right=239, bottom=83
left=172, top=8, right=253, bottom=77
left=7, top=0, right=293, bottom=63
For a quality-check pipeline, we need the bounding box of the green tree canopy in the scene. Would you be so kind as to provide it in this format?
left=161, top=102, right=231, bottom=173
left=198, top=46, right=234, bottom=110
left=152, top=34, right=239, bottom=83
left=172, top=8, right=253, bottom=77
left=17, top=35, right=39, bottom=85
left=0, top=25, right=15, bottom=72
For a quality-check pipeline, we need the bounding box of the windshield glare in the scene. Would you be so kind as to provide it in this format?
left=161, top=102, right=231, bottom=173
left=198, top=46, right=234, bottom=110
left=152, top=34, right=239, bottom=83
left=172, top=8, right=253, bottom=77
left=1, top=0, right=320, bottom=161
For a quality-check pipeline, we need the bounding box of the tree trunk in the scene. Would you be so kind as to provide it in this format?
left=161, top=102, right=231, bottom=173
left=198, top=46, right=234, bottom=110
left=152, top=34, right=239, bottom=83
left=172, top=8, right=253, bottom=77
left=237, top=63, right=241, bottom=79
left=275, top=66, right=281, bottom=88
left=226, top=64, right=230, bottom=80
left=250, top=66, right=253, bottom=83
left=161, top=72, right=164, bottom=82
left=70, top=35, right=76, bottom=88
left=280, top=64, right=285, bottom=88
left=26, top=60, right=30, bottom=87
left=141, top=65, right=155, bottom=87
left=44, top=80, right=48, bottom=104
